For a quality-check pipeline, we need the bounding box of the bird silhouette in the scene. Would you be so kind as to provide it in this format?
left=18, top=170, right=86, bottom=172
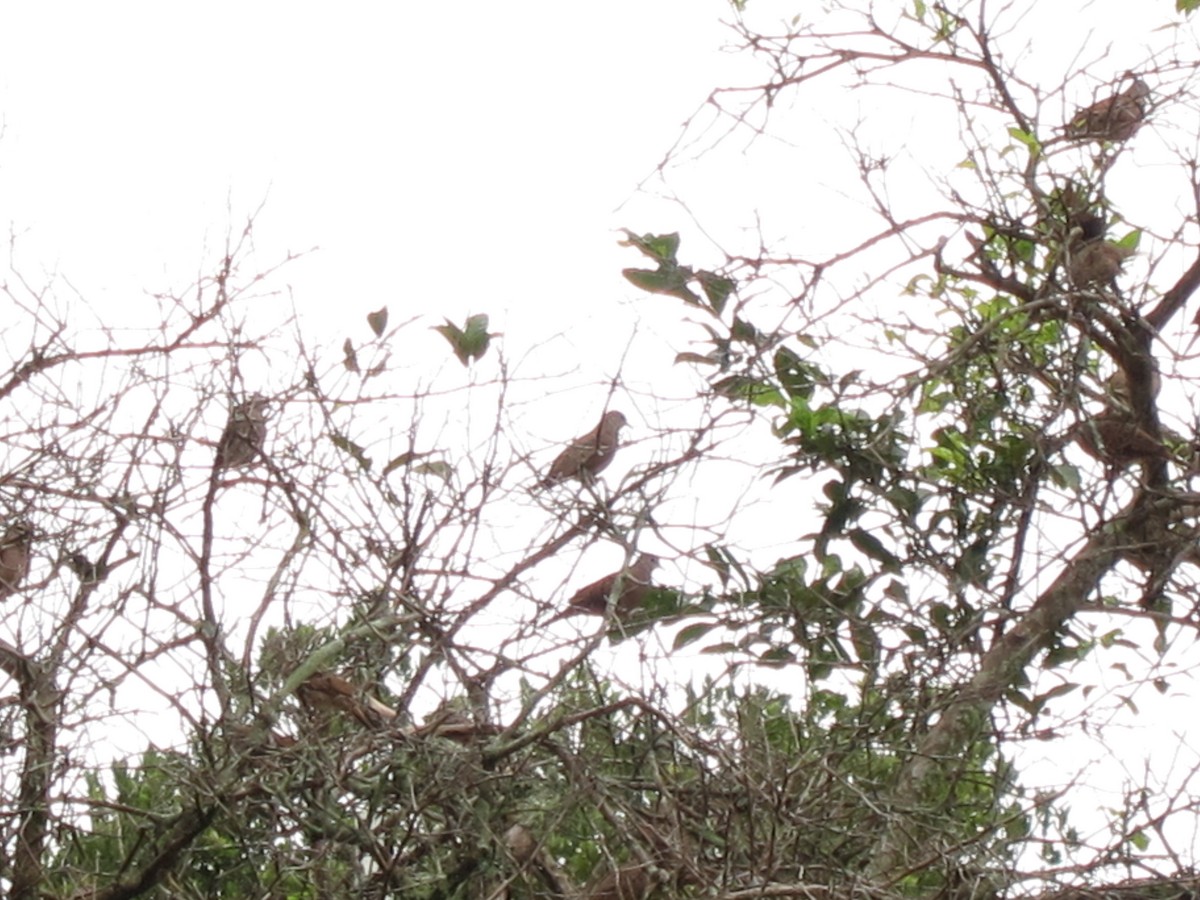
left=547, top=553, right=660, bottom=624
left=0, top=523, right=31, bottom=601
left=1065, top=75, right=1150, bottom=142
left=215, top=395, right=270, bottom=469
left=1067, top=239, right=1134, bottom=288
left=296, top=671, right=396, bottom=727
left=539, top=410, right=628, bottom=488
left=1074, top=412, right=1167, bottom=465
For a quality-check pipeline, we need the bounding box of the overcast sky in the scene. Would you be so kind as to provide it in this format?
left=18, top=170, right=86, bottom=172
left=0, top=4, right=741, bottom=349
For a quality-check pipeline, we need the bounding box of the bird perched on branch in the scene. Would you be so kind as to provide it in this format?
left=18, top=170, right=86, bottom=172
left=547, top=553, right=660, bottom=624
left=583, top=863, right=654, bottom=900
left=1067, top=238, right=1135, bottom=289
left=0, top=523, right=32, bottom=601
left=1065, top=75, right=1150, bottom=142
left=215, top=395, right=270, bottom=470
left=1108, top=363, right=1161, bottom=407
left=539, top=410, right=627, bottom=488
left=227, top=722, right=300, bottom=760
left=1074, top=412, right=1167, bottom=465
left=296, top=671, right=397, bottom=728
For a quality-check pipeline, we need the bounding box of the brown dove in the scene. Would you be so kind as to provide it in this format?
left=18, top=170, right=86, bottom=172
left=0, top=523, right=31, bottom=600
left=227, top=723, right=300, bottom=759
left=547, top=553, right=660, bottom=623
left=1065, top=76, right=1150, bottom=142
left=1108, top=365, right=1161, bottom=405
left=583, top=863, right=654, bottom=900
left=1067, top=239, right=1134, bottom=288
left=215, top=395, right=269, bottom=469
left=296, top=671, right=397, bottom=728
left=539, top=410, right=628, bottom=487
left=1074, top=412, right=1167, bottom=465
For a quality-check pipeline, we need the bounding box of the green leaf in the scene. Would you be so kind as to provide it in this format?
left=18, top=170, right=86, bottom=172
left=1114, top=230, right=1142, bottom=252
left=382, top=450, right=430, bottom=476
left=622, top=266, right=701, bottom=304
left=712, top=375, right=785, bottom=407
left=704, top=543, right=750, bottom=588
left=1006, top=126, right=1042, bottom=156
left=849, top=619, right=880, bottom=666
left=414, top=460, right=453, bottom=480
left=367, top=306, right=388, bottom=337
left=433, top=313, right=494, bottom=366
left=758, top=646, right=795, bottom=666
left=618, top=229, right=681, bottom=264
left=848, top=528, right=901, bottom=572
left=696, top=270, right=735, bottom=315
left=675, top=351, right=721, bottom=366
left=774, top=346, right=817, bottom=400
left=1048, top=463, right=1081, bottom=491
left=673, top=622, right=717, bottom=651
left=342, top=338, right=360, bottom=373
left=1031, top=682, right=1079, bottom=711
left=330, top=433, right=371, bottom=470
left=700, top=641, right=740, bottom=655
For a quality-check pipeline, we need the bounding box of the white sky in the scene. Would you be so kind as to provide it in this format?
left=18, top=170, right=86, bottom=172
left=0, top=4, right=738, bottom=344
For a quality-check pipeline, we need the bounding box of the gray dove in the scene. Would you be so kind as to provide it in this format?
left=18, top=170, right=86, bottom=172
left=0, top=522, right=32, bottom=600
left=215, top=395, right=269, bottom=469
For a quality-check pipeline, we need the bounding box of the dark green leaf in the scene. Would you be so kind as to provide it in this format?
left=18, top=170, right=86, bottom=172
left=433, top=314, right=494, bottom=366
left=696, top=270, right=735, bottom=315
left=330, top=432, right=371, bottom=470
left=712, top=375, right=785, bottom=407
left=700, top=642, right=740, bottom=655
left=622, top=267, right=701, bottom=304
left=342, top=338, right=360, bottom=373
left=675, top=351, right=721, bottom=366
left=849, top=528, right=901, bottom=572
left=673, top=622, right=717, bottom=651
left=618, top=229, right=681, bottom=264
left=367, top=307, right=388, bottom=337
left=382, top=450, right=430, bottom=476
left=415, top=460, right=453, bottom=480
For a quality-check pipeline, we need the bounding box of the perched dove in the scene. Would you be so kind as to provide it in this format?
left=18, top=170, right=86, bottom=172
left=0, top=523, right=31, bottom=600
left=547, top=553, right=660, bottom=623
left=296, top=671, right=396, bottom=728
left=1108, top=364, right=1161, bottom=406
left=1065, top=76, right=1150, bottom=142
left=1074, top=412, right=1167, bottom=465
left=584, top=863, right=654, bottom=900
left=215, top=395, right=270, bottom=469
left=1067, top=239, right=1134, bottom=288
left=227, top=723, right=300, bottom=759
left=540, top=410, right=627, bottom=488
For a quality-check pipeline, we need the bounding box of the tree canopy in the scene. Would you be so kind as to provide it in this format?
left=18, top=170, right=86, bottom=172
left=2, top=1, right=1200, bottom=899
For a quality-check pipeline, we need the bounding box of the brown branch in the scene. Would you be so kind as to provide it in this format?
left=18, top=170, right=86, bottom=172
left=67, top=804, right=219, bottom=900
left=866, top=487, right=1160, bottom=879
